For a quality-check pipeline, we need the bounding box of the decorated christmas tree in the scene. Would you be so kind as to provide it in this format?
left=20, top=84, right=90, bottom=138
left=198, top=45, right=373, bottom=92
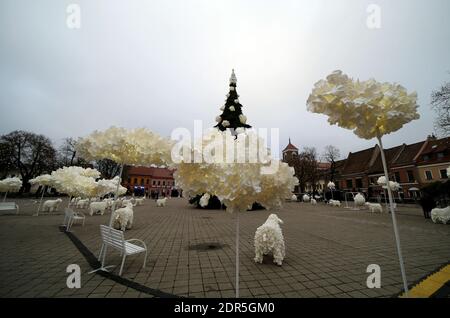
left=214, top=69, right=251, bottom=132
left=190, top=70, right=263, bottom=210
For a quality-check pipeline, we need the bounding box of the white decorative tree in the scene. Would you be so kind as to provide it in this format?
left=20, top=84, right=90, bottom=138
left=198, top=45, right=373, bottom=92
left=0, top=177, right=23, bottom=202
left=76, top=126, right=173, bottom=225
left=76, top=126, right=173, bottom=274
left=174, top=128, right=298, bottom=297
left=29, top=174, right=54, bottom=215
left=307, top=70, right=420, bottom=296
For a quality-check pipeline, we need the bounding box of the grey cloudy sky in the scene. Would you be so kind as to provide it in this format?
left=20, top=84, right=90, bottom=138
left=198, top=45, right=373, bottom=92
left=1, top=0, right=449, bottom=159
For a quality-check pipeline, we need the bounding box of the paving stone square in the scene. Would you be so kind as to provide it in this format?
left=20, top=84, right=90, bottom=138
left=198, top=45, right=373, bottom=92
left=0, top=197, right=448, bottom=298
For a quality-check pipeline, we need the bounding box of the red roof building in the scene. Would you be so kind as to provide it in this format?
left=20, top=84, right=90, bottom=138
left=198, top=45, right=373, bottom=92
left=122, top=166, right=176, bottom=197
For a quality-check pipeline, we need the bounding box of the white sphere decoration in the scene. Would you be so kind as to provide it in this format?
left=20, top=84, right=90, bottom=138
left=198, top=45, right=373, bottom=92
left=216, top=116, right=222, bottom=123
left=222, top=120, right=230, bottom=127
left=229, top=106, right=235, bottom=111
left=239, top=115, right=247, bottom=124
left=220, top=106, right=225, bottom=111
left=234, top=99, right=239, bottom=103
left=230, top=86, right=235, bottom=91
left=354, top=193, right=366, bottom=206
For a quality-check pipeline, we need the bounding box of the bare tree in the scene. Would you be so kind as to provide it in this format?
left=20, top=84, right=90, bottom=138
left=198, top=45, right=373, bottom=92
left=57, top=137, right=89, bottom=167
left=0, top=130, right=57, bottom=192
left=94, top=159, right=122, bottom=179
left=304, top=147, right=320, bottom=195
left=286, top=147, right=319, bottom=194
left=322, top=145, right=340, bottom=182
left=431, top=80, right=450, bottom=136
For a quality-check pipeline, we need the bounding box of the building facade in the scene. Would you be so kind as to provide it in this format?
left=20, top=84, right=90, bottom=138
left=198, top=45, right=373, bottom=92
left=122, top=166, right=176, bottom=197
left=334, top=135, right=449, bottom=201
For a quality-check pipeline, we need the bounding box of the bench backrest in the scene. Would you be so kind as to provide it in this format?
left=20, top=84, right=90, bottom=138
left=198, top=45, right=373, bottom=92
left=100, top=225, right=125, bottom=251
left=0, top=202, right=17, bottom=210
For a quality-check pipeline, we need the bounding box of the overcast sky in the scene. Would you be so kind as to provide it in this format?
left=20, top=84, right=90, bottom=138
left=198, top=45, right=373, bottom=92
left=1, top=0, right=449, bottom=160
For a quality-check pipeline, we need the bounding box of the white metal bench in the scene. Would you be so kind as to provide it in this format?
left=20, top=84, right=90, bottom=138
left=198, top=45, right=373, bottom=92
left=0, top=202, right=19, bottom=215
left=64, top=208, right=85, bottom=231
left=98, top=225, right=147, bottom=276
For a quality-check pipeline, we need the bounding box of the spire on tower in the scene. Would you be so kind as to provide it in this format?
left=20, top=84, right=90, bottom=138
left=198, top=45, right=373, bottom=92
left=229, top=69, right=237, bottom=84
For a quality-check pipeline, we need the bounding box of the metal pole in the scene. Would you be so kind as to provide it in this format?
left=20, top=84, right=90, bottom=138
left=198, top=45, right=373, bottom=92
left=108, top=163, right=124, bottom=227
left=235, top=211, right=240, bottom=298
left=3, top=191, right=7, bottom=202
left=377, top=136, right=409, bottom=296
left=36, top=185, right=46, bottom=216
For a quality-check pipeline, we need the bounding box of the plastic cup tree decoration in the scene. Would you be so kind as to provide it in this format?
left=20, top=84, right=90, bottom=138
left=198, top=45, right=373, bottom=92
left=173, top=128, right=298, bottom=297
left=327, top=181, right=335, bottom=200
left=29, top=174, right=55, bottom=215
left=307, top=70, right=420, bottom=296
left=51, top=166, right=100, bottom=206
left=0, top=177, right=22, bottom=201
left=96, top=176, right=127, bottom=197
left=75, top=126, right=173, bottom=226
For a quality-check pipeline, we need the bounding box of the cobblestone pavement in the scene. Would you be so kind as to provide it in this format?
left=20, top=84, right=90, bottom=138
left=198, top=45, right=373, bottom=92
left=0, top=197, right=448, bottom=298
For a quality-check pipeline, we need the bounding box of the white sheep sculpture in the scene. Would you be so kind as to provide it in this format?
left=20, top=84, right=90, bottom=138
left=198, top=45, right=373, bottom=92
left=42, top=199, right=62, bottom=212
left=112, top=202, right=134, bottom=231
left=365, top=202, right=383, bottom=213
left=89, top=201, right=108, bottom=216
left=156, top=197, right=168, bottom=207
left=431, top=206, right=450, bottom=224
left=254, top=214, right=286, bottom=266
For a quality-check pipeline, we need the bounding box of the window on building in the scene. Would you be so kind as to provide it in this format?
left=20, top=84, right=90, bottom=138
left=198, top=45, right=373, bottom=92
left=425, top=171, right=433, bottom=180
left=407, top=170, right=414, bottom=183
left=134, top=178, right=137, bottom=184
left=158, top=180, right=161, bottom=185
left=163, top=181, right=166, bottom=186
left=440, top=169, right=448, bottom=179
left=394, top=172, right=400, bottom=182
left=146, top=179, right=149, bottom=184
left=356, top=178, right=363, bottom=188
left=423, top=155, right=430, bottom=161
left=152, top=180, right=156, bottom=185
left=346, top=179, right=353, bottom=189
left=437, top=152, right=444, bottom=159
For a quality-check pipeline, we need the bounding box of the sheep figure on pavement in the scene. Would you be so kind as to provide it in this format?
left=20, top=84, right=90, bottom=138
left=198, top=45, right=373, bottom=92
left=42, top=199, right=62, bottom=212
left=431, top=206, right=450, bottom=224
left=156, top=197, right=168, bottom=207
left=76, top=199, right=89, bottom=209
left=89, top=201, right=108, bottom=216
left=328, top=199, right=341, bottom=207
left=365, top=202, right=383, bottom=213
left=112, top=202, right=134, bottom=231
left=254, top=214, right=286, bottom=266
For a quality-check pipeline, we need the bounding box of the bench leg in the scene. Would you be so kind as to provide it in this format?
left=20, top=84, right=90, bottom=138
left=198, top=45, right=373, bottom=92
left=119, top=254, right=127, bottom=276
left=98, top=243, right=105, bottom=261
left=143, top=250, right=147, bottom=269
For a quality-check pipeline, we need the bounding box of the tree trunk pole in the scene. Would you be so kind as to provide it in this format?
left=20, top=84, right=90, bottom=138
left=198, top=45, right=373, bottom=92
left=235, top=211, right=240, bottom=298
left=108, top=163, right=124, bottom=227
left=377, top=135, right=409, bottom=296
left=36, top=186, right=46, bottom=216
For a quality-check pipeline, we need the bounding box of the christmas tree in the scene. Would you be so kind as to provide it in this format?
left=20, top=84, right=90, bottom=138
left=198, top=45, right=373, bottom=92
left=191, top=70, right=263, bottom=210
left=214, top=69, right=251, bottom=132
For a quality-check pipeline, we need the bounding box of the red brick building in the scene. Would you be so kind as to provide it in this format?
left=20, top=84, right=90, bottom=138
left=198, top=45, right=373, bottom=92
left=123, top=166, right=176, bottom=197
left=334, top=135, right=449, bottom=201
